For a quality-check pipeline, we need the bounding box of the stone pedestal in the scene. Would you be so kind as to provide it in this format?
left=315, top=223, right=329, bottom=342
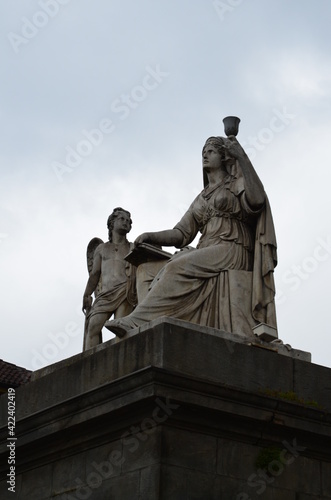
left=0, top=318, right=330, bottom=499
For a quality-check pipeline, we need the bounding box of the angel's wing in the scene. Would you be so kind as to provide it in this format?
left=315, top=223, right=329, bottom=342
left=86, top=237, right=103, bottom=297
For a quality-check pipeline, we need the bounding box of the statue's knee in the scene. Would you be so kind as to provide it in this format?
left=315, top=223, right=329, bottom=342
left=88, top=317, right=102, bottom=336
left=88, top=326, right=98, bottom=339
left=162, top=262, right=176, bottom=277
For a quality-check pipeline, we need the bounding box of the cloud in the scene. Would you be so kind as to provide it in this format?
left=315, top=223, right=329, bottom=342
left=2, top=0, right=331, bottom=370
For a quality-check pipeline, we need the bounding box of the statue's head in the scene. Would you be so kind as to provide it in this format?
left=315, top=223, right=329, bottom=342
left=202, top=136, right=228, bottom=187
left=107, top=207, right=132, bottom=241
left=202, top=136, right=227, bottom=158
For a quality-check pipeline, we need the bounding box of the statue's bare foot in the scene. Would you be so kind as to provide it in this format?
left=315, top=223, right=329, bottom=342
left=104, top=319, right=129, bottom=338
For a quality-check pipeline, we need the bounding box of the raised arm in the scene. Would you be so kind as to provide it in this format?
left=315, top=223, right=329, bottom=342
left=224, top=136, right=265, bottom=208
left=82, top=248, right=102, bottom=313
left=135, top=228, right=184, bottom=247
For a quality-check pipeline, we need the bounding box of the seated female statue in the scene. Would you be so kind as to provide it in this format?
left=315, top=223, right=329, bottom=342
left=106, top=135, right=277, bottom=339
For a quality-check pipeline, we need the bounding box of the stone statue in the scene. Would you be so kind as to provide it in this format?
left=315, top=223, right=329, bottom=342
left=105, top=124, right=277, bottom=340
left=82, top=207, right=137, bottom=350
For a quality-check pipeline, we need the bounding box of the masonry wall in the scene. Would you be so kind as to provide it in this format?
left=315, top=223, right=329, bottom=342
left=0, top=318, right=330, bottom=499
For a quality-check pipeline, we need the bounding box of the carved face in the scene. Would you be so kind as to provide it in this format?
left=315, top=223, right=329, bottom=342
left=112, top=211, right=132, bottom=235
left=202, top=144, right=223, bottom=172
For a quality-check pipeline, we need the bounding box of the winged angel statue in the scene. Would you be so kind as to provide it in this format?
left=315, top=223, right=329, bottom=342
left=82, top=207, right=137, bottom=350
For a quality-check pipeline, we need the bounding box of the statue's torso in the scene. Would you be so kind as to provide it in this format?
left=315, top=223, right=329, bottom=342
left=100, top=241, right=130, bottom=291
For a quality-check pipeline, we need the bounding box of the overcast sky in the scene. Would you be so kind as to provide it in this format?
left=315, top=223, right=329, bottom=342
left=1, top=0, right=331, bottom=371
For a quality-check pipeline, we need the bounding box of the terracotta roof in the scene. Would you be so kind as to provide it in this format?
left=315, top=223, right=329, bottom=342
left=0, top=359, right=32, bottom=388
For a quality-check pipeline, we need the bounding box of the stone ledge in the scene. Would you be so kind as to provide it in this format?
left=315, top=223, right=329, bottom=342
left=0, top=318, right=325, bottom=423
left=0, top=319, right=330, bottom=499
left=30, top=317, right=311, bottom=382
left=1, top=365, right=331, bottom=478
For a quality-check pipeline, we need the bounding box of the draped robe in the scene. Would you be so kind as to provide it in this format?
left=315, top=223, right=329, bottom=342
left=119, top=172, right=277, bottom=338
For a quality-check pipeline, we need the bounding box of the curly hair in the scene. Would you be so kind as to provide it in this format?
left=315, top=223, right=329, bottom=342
left=107, top=207, right=132, bottom=242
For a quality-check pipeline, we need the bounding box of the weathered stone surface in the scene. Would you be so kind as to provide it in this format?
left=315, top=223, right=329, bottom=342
left=0, top=319, right=330, bottom=499
left=271, top=454, right=322, bottom=496
left=162, top=427, right=217, bottom=472
left=52, top=452, right=88, bottom=495
left=321, top=461, right=331, bottom=497
left=293, top=358, right=331, bottom=410
left=139, top=464, right=161, bottom=499
left=91, top=471, right=140, bottom=500
left=85, top=439, right=122, bottom=481
left=82, top=207, right=136, bottom=350
left=19, top=464, right=52, bottom=499
left=121, top=426, right=162, bottom=473
left=136, top=258, right=170, bottom=302
left=107, top=133, right=278, bottom=342
left=217, top=439, right=261, bottom=478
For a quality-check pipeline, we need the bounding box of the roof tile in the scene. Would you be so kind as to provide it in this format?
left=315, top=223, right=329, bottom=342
left=0, top=359, right=32, bottom=387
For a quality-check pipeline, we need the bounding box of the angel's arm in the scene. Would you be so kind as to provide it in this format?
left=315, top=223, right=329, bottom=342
left=82, top=248, right=102, bottom=313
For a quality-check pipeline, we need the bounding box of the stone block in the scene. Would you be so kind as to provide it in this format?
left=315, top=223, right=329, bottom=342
left=0, top=319, right=330, bottom=499
left=85, top=470, right=140, bottom=500
left=293, top=358, right=331, bottom=410
left=139, top=464, right=161, bottom=499
left=85, top=439, right=123, bottom=481
left=216, top=474, right=277, bottom=500
left=217, top=438, right=261, bottom=479
left=269, top=490, right=296, bottom=500
left=162, top=426, right=217, bottom=473
left=274, top=454, right=322, bottom=496
left=321, top=461, right=331, bottom=497
left=253, top=322, right=278, bottom=341
left=52, top=452, right=87, bottom=496
left=157, top=319, right=294, bottom=395
left=160, top=465, right=187, bottom=500
left=185, top=469, right=228, bottom=500
left=295, top=495, right=327, bottom=500
left=19, top=464, right=52, bottom=500
left=121, top=426, right=161, bottom=473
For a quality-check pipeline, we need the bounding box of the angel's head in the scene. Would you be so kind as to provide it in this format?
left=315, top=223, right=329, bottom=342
left=107, top=207, right=132, bottom=241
